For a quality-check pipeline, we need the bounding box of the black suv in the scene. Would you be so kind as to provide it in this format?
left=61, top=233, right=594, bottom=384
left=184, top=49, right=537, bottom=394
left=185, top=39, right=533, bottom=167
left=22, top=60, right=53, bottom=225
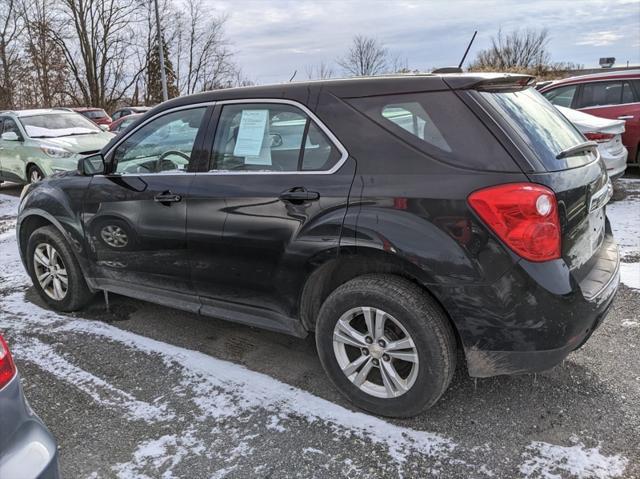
left=17, top=74, right=619, bottom=417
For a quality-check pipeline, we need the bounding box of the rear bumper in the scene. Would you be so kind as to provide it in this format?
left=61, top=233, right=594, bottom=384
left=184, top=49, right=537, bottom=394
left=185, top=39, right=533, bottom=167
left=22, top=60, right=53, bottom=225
left=601, top=147, right=627, bottom=179
left=0, top=375, right=60, bottom=479
left=434, top=232, right=620, bottom=378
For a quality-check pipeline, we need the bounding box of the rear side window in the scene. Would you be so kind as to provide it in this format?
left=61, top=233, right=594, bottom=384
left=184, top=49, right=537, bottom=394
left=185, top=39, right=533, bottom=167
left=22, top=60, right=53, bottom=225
left=542, top=85, right=577, bottom=108
left=577, top=81, right=635, bottom=108
left=348, top=91, right=517, bottom=171
left=210, top=103, right=342, bottom=172
left=480, top=88, right=593, bottom=171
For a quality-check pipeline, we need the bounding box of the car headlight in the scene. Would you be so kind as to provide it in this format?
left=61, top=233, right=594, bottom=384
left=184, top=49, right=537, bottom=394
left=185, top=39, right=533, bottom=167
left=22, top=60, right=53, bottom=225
left=40, top=146, right=73, bottom=158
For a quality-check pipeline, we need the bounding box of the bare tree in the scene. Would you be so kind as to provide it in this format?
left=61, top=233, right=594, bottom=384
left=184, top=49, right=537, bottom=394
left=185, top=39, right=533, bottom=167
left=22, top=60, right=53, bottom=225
left=0, top=0, right=23, bottom=109
left=469, top=28, right=550, bottom=71
left=337, top=35, right=388, bottom=77
left=20, top=0, right=70, bottom=107
left=173, top=0, right=237, bottom=94
left=305, top=61, right=334, bottom=80
left=51, top=0, right=144, bottom=110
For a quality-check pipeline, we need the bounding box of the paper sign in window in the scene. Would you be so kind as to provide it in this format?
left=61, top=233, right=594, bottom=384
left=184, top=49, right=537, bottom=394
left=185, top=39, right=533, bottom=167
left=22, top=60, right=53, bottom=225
left=233, top=110, right=269, bottom=160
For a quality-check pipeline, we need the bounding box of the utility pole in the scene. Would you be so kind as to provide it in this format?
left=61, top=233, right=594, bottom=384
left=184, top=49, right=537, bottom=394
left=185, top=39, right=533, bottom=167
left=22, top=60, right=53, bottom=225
left=153, top=0, right=169, bottom=102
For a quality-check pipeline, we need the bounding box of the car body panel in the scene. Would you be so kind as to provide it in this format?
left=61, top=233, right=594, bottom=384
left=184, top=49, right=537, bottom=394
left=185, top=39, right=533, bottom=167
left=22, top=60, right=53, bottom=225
left=557, top=105, right=628, bottom=178
left=0, top=364, right=59, bottom=479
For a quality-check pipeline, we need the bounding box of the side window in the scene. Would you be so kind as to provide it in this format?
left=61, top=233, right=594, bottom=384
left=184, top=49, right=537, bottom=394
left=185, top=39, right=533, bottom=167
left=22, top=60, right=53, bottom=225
left=113, top=107, right=205, bottom=174
left=542, top=85, right=577, bottom=108
left=578, top=81, right=624, bottom=108
left=210, top=103, right=342, bottom=172
left=3, top=118, right=19, bottom=135
left=621, top=81, right=635, bottom=104
left=381, top=102, right=451, bottom=152
left=111, top=111, right=122, bottom=120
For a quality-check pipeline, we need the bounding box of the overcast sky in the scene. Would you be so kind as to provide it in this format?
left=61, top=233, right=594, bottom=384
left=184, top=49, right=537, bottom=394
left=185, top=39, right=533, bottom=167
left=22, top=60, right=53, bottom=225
left=207, top=0, right=640, bottom=84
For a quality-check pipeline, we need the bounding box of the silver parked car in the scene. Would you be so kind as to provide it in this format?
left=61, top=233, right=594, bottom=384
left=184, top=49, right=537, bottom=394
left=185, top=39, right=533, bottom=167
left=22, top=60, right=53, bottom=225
left=557, top=105, right=627, bottom=179
left=0, top=334, right=60, bottom=478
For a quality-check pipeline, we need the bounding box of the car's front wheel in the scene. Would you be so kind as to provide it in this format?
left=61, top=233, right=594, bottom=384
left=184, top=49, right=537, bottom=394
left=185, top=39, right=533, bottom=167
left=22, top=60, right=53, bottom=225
left=316, top=274, right=456, bottom=417
left=27, top=164, right=45, bottom=183
left=27, top=226, right=94, bottom=311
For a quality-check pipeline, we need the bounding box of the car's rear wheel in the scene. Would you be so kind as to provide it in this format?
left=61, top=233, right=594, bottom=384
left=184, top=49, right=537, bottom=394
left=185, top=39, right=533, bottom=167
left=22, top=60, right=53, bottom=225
left=27, top=164, right=44, bottom=183
left=315, top=274, right=456, bottom=417
left=27, top=226, right=94, bottom=311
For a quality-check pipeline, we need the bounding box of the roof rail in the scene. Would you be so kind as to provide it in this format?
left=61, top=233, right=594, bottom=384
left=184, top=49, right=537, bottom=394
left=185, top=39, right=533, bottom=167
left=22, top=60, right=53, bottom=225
left=432, top=67, right=463, bottom=74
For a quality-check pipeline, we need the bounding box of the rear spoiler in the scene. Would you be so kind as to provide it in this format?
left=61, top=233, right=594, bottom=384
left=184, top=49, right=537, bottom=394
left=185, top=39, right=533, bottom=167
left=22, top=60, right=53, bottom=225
left=443, top=74, right=536, bottom=92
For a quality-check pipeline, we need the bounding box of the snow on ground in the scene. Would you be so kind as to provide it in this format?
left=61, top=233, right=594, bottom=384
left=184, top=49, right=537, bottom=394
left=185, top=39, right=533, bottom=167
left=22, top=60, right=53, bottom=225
left=520, top=440, right=628, bottom=479
left=608, top=178, right=640, bottom=290
left=0, top=185, right=635, bottom=478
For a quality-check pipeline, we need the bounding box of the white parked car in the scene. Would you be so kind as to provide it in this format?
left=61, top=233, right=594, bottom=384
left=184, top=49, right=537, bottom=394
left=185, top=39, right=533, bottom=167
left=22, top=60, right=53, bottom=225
left=556, top=105, right=627, bottom=179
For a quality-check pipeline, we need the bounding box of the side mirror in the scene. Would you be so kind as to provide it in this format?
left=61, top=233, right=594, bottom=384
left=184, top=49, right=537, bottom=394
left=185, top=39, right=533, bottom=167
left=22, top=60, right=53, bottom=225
left=99, top=124, right=109, bottom=132
left=1, top=131, right=20, bottom=141
left=78, top=154, right=105, bottom=176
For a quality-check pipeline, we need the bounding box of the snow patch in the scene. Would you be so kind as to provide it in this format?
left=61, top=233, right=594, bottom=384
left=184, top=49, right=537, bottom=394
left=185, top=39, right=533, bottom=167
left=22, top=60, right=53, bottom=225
left=520, top=441, right=628, bottom=479
left=608, top=183, right=640, bottom=290
left=10, top=337, right=174, bottom=423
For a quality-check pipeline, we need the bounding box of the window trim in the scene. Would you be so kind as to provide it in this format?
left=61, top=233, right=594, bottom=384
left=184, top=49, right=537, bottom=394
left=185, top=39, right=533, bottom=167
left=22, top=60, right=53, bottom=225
left=205, top=99, right=349, bottom=175
left=103, top=102, right=214, bottom=175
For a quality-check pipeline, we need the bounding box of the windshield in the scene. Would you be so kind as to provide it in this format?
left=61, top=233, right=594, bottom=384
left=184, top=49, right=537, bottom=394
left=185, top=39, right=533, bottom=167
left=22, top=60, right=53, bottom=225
left=479, top=87, right=595, bottom=171
left=20, top=113, right=101, bottom=138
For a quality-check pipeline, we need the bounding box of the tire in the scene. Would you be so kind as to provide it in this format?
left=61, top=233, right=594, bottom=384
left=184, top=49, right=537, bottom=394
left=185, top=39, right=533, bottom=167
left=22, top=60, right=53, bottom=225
left=27, top=164, right=44, bottom=184
left=315, top=274, right=456, bottom=417
left=26, top=225, right=94, bottom=311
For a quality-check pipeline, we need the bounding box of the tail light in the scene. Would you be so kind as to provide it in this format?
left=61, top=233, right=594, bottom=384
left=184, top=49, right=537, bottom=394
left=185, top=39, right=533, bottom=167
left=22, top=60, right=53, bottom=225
left=584, top=132, right=614, bottom=143
left=0, top=335, right=17, bottom=389
left=468, top=183, right=561, bottom=262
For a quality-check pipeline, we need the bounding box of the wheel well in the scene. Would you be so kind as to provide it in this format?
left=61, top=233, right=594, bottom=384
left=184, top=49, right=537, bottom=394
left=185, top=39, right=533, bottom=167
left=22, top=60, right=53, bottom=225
left=299, top=250, right=461, bottom=346
left=19, top=215, right=54, bottom=258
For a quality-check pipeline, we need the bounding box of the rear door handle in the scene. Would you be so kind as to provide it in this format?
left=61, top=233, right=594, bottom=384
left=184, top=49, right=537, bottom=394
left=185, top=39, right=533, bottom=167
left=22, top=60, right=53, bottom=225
left=617, top=115, right=634, bottom=120
left=279, top=188, right=320, bottom=202
left=154, top=191, right=182, bottom=203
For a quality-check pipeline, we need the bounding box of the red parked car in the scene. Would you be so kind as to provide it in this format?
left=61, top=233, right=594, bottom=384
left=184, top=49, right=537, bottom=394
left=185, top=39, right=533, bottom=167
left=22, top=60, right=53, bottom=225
left=539, top=70, right=640, bottom=165
left=72, top=107, right=112, bottom=126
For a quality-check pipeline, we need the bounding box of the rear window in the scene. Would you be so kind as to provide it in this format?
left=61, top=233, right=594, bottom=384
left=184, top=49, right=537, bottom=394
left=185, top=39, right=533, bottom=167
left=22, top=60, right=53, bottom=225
left=348, top=91, right=518, bottom=171
left=479, top=88, right=595, bottom=171
left=81, top=110, right=108, bottom=119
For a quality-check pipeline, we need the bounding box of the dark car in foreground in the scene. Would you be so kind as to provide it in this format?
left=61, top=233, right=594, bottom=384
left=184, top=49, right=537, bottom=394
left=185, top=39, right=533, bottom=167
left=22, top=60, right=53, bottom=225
left=0, top=335, right=59, bottom=478
left=16, top=74, right=619, bottom=417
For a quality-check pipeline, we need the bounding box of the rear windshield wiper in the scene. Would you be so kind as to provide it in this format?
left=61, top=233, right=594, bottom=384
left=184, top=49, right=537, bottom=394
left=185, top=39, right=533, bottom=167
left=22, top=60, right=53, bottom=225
left=555, top=140, right=598, bottom=159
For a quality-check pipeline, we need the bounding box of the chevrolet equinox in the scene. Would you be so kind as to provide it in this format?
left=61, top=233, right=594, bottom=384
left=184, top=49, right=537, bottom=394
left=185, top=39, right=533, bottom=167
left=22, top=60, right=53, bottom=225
left=17, top=74, right=620, bottom=417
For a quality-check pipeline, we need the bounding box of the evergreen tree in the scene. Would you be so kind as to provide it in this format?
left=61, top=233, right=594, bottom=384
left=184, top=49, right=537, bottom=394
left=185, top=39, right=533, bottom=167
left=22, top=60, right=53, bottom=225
left=146, top=34, right=179, bottom=104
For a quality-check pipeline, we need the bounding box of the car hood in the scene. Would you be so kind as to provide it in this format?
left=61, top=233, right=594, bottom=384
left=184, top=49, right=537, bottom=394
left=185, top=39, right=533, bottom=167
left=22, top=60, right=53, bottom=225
left=556, top=106, right=625, bottom=135
left=38, top=132, right=114, bottom=154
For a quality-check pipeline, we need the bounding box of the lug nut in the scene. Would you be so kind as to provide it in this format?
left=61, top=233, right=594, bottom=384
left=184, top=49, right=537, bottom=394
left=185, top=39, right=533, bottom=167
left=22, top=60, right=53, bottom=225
left=372, top=358, right=379, bottom=366
left=362, top=348, right=369, bottom=355
left=383, top=354, right=390, bottom=362
left=378, top=339, right=386, bottom=347
left=365, top=336, right=373, bottom=344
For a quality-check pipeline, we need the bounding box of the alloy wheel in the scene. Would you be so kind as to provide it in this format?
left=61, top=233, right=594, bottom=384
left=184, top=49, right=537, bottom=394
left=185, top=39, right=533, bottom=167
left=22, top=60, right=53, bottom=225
left=30, top=168, right=43, bottom=183
left=100, top=225, right=129, bottom=248
left=33, top=243, right=68, bottom=301
left=332, top=307, right=419, bottom=399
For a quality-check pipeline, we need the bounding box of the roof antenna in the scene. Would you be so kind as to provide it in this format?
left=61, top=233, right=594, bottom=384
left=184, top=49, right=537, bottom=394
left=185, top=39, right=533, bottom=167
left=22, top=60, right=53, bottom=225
left=289, top=70, right=297, bottom=82
left=458, top=30, right=478, bottom=69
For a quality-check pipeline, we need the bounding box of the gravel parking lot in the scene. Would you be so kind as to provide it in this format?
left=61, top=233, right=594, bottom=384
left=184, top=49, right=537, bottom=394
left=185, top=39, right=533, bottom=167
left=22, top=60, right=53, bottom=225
left=1, top=177, right=639, bottom=479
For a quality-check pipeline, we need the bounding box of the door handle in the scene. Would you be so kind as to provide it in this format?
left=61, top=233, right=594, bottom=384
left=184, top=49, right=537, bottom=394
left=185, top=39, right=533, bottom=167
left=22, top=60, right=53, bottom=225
left=279, top=188, right=320, bottom=202
left=154, top=191, right=182, bottom=203
left=617, top=115, right=634, bottom=120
